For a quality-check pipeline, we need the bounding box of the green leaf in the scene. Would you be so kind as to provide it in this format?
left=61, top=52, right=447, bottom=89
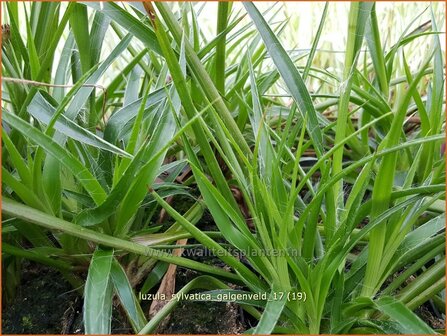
left=61, top=33, right=133, bottom=123
left=152, top=192, right=266, bottom=292
left=84, top=249, right=114, bottom=334
left=94, top=47, right=149, bottom=118
left=103, top=87, right=167, bottom=143
left=2, top=243, right=70, bottom=271
left=362, top=53, right=435, bottom=297
left=114, top=92, right=177, bottom=236
left=2, top=167, right=48, bottom=212
left=243, top=2, right=324, bottom=158
left=332, top=2, right=373, bottom=213
left=70, top=3, right=91, bottom=73
left=253, top=284, right=287, bottom=334
left=374, top=296, right=435, bottom=334
left=25, top=10, right=40, bottom=79
left=154, top=16, right=240, bottom=208
left=155, top=2, right=251, bottom=156
left=3, top=111, right=107, bottom=205
left=81, top=2, right=162, bottom=55
left=365, top=3, right=389, bottom=95
left=302, top=2, right=328, bottom=81
left=140, top=261, right=169, bottom=294
left=110, top=259, right=147, bottom=332
left=28, top=92, right=132, bottom=158
left=2, top=128, right=32, bottom=188
left=215, top=2, right=230, bottom=94
left=53, top=34, right=75, bottom=102
left=89, top=10, right=110, bottom=65
left=2, top=198, right=241, bottom=282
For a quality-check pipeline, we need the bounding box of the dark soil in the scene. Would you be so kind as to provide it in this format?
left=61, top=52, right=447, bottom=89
left=0, top=261, right=148, bottom=334
left=140, top=208, right=247, bottom=334
left=2, top=261, right=80, bottom=334
left=2, top=209, right=247, bottom=334
left=417, top=304, right=445, bottom=330
left=157, top=268, right=243, bottom=334
left=2, top=259, right=242, bottom=334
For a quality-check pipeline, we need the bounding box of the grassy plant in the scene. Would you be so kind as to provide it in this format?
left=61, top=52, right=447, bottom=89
left=2, top=2, right=445, bottom=334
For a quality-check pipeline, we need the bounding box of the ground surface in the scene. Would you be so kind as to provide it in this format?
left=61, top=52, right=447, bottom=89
left=2, top=245, right=245, bottom=334
left=2, top=262, right=79, bottom=334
